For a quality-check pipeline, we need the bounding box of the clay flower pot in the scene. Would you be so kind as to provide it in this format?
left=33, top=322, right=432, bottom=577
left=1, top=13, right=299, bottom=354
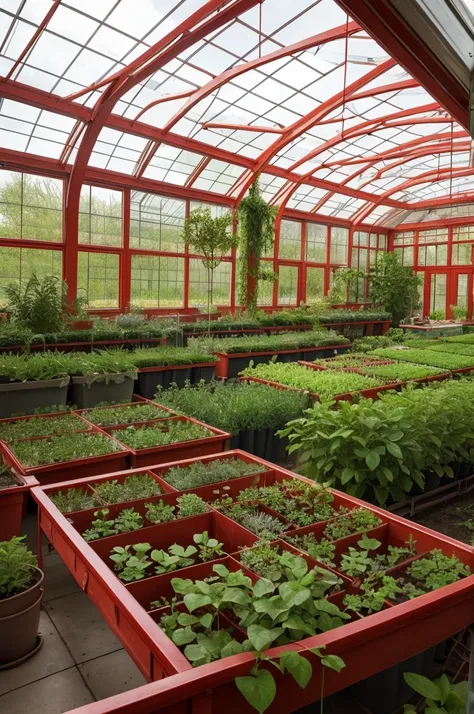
left=0, top=566, right=44, bottom=668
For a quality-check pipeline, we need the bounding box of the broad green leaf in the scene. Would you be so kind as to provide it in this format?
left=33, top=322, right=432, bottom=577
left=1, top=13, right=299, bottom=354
left=221, top=640, right=244, bottom=658
left=321, top=654, right=346, bottom=673
left=184, top=644, right=210, bottom=664
left=171, top=578, right=193, bottom=594
left=365, top=450, right=380, bottom=471
left=341, top=468, right=353, bottom=485
left=183, top=592, right=212, bottom=612
left=177, top=613, right=199, bottom=626
left=213, top=564, right=229, bottom=578
left=222, top=587, right=251, bottom=606
left=247, top=624, right=283, bottom=652
left=235, top=669, right=276, bottom=714
left=279, top=582, right=311, bottom=607
left=172, top=626, right=196, bottom=646
left=386, top=442, right=403, bottom=459
left=253, top=578, right=276, bottom=599
left=199, top=613, right=213, bottom=629
left=280, top=651, right=312, bottom=689
left=403, top=673, right=442, bottom=701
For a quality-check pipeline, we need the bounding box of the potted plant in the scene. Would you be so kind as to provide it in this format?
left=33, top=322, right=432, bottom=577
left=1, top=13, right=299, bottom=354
left=0, top=536, right=44, bottom=667
left=0, top=352, right=70, bottom=419
left=68, top=350, right=138, bottom=408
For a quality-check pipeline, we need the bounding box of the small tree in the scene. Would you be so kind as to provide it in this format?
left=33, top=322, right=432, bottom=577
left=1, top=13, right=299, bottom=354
left=237, top=179, right=278, bottom=315
left=182, top=207, right=235, bottom=318
left=369, top=251, right=421, bottom=326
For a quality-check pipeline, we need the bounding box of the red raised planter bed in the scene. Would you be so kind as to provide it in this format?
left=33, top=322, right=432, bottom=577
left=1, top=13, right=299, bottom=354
left=322, top=319, right=391, bottom=336
left=240, top=374, right=399, bottom=403
left=0, top=442, right=38, bottom=539
left=1, top=422, right=130, bottom=486
left=102, top=415, right=231, bottom=468
left=32, top=452, right=474, bottom=714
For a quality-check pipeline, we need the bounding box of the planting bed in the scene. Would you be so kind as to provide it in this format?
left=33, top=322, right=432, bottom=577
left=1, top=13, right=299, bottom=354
left=33, top=451, right=474, bottom=714
left=372, top=347, right=474, bottom=374
left=0, top=444, right=38, bottom=539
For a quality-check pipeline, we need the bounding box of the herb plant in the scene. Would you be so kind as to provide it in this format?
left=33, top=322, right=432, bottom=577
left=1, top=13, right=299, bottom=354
left=110, top=419, right=212, bottom=449
left=93, top=474, right=162, bottom=505
left=193, top=532, right=225, bottom=561
left=10, top=432, right=122, bottom=467
left=0, top=536, right=38, bottom=597
left=83, top=403, right=169, bottom=426
left=50, top=487, right=99, bottom=513
left=322, top=507, right=382, bottom=540
left=83, top=509, right=119, bottom=542
left=285, top=534, right=336, bottom=566
left=0, top=414, right=86, bottom=442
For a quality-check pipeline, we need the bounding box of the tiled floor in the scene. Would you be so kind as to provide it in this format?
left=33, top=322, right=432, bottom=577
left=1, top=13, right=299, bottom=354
left=0, top=515, right=370, bottom=714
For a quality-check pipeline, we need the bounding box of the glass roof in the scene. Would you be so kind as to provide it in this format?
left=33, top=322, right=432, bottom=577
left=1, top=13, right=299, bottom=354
left=0, top=0, right=470, bottom=226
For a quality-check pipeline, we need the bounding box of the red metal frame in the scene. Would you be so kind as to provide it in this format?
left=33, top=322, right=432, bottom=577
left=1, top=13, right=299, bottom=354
left=31, top=451, right=474, bottom=714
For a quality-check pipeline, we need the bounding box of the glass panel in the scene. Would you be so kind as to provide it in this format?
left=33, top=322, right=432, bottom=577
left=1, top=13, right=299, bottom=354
left=306, top=266, right=324, bottom=303
left=330, top=227, right=348, bottom=265
left=453, top=225, right=474, bottom=241
left=430, top=273, right=447, bottom=316
left=0, top=246, right=62, bottom=306
left=358, top=249, right=368, bottom=271
left=457, top=274, right=469, bottom=308
left=379, top=235, right=387, bottom=250
left=257, top=274, right=273, bottom=306
left=190, top=201, right=232, bottom=257
left=0, top=170, right=62, bottom=242
left=130, top=193, right=185, bottom=253
left=278, top=265, right=298, bottom=306
left=131, top=255, right=184, bottom=308
left=306, top=223, right=327, bottom=262
left=279, top=220, right=301, bottom=259
left=393, top=232, right=414, bottom=245
left=369, top=233, right=378, bottom=248
left=419, top=228, right=449, bottom=243
left=188, top=259, right=231, bottom=308
left=79, top=185, right=122, bottom=247
left=452, top=243, right=472, bottom=265
left=78, top=252, right=119, bottom=308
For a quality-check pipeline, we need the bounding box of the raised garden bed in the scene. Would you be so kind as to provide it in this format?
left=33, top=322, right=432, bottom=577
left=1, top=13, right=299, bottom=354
left=32, top=452, right=474, bottom=714
left=1, top=424, right=130, bottom=485
left=372, top=347, right=474, bottom=374
left=102, top=415, right=231, bottom=468
left=69, top=372, right=138, bottom=408
left=136, top=361, right=217, bottom=397
left=0, top=376, right=70, bottom=418
left=0, top=444, right=38, bottom=540
left=76, top=400, right=176, bottom=428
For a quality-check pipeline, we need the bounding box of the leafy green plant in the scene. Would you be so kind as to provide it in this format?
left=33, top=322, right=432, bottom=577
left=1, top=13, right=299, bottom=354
left=83, top=509, right=119, bottom=542
left=429, top=308, right=445, bottom=321
left=110, top=542, right=151, bottom=581
left=92, top=474, right=162, bottom=505
left=0, top=413, right=86, bottom=442
left=193, top=531, right=225, bottom=561
left=237, top=178, right=278, bottom=314
left=50, top=487, right=98, bottom=513
left=145, top=500, right=176, bottom=524
left=9, top=432, right=122, bottom=467
left=368, top=251, right=421, bottom=326
left=239, top=541, right=283, bottom=581
left=83, top=403, right=169, bottom=426
left=190, top=330, right=348, bottom=355
left=241, top=361, right=382, bottom=397
left=176, top=493, right=208, bottom=517
left=450, top=304, right=468, bottom=321
left=360, top=362, right=445, bottom=381
left=406, top=550, right=470, bottom=591
left=373, top=347, right=474, bottom=370
left=111, top=419, right=212, bottom=449
left=5, top=274, right=67, bottom=333
left=155, top=380, right=307, bottom=436
left=236, top=509, right=288, bottom=539
left=285, top=534, right=336, bottom=567
left=344, top=575, right=401, bottom=615
left=0, top=536, right=38, bottom=596
left=152, top=544, right=197, bottom=574
left=114, top=508, right=144, bottom=533
left=322, top=508, right=382, bottom=540
left=128, top=346, right=215, bottom=369
left=403, top=673, right=467, bottom=713
left=163, top=458, right=265, bottom=490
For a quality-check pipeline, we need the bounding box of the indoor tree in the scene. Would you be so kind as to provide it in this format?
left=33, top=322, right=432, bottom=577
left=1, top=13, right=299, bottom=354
left=369, top=251, right=421, bottom=326
left=182, top=206, right=235, bottom=321
left=237, top=178, right=278, bottom=315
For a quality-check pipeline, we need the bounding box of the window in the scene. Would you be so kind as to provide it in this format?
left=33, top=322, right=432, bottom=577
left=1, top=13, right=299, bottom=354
left=430, top=273, right=446, bottom=316
left=79, top=186, right=122, bottom=247
left=394, top=246, right=414, bottom=266
left=78, top=252, right=119, bottom=308
left=329, top=227, right=348, bottom=265
left=130, top=193, right=185, bottom=252
left=457, top=274, right=469, bottom=308
left=419, top=228, right=448, bottom=243
left=306, top=267, right=324, bottom=303
left=257, top=266, right=274, bottom=306
left=453, top=225, right=474, bottom=241
left=131, top=255, right=184, bottom=308
left=0, top=246, right=61, bottom=306
left=306, top=223, right=327, bottom=262
left=378, top=234, right=387, bottom=250
left=353, top=231, right=369, bottom=247
left=452, top=243, right=472, bottom=265
left=279, top=220, right=301, bottom=259
left=0, top=170, right=62, bottom=242
left=393, top=232, right=414, bottom=246
left=278, top=265, right=298, bottom=305
left=418, top=244, right=447, bottom=266
left=188, top=259, right=231, bottom=307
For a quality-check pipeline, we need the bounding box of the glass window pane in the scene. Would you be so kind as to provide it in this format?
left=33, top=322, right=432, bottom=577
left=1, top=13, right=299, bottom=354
left=306, top=223, right=327, bottom=262
left=130, top=192, right=185, bottom=253
left=330, top=227, right=348, bottom=265
left=78, top=251, right=119, bottom=308
left=79, top=185, right=122, bottom=247
left=278, top=265, right=298, bottom=306
left=430, top=274, right=446, bottom=316
left=0, top=246, right=62, bottom=306
left=452, top=243, right=472, bottom=265
left=453, top=225, right=474, bottom=241
left=306, top=266, right=324, bottom=303
left=279, top=220, right=301, bottom=259
left=0, top=170, right=63, bottom=242
left=457, top=274, right=469, bottom=308
left=188, top=259, right=231, bottom=308
left=131, top=255, right=184, bottom=308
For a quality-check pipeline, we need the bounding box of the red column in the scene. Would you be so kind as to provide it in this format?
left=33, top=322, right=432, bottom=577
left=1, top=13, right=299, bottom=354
left=120, top=188, right=131, bottom=311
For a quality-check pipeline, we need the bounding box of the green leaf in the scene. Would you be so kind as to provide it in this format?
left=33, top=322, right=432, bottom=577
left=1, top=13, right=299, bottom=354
left=279, top=582, right=311, bottom=607
left=222, top=587, right=251, bottom=606
left=253, top=578, right=276, bottom=599
left=172, top=626, right=196, bottom=646
left=321, top=654, right=346, bottom=673
left=236, top=670, right=276, bottom=714
left=358, top=536, right=381, bottom=551
left=184, top=644, right=210, bottom=664
left=280, top=651, right=312, bottom=689
left=213, top=564, right=229, bottom=578
left=247, top=624, right=283, bottom=652
left=177, top=613, right=199, bottom=626
left=183, top=592, right=212, bottom=612
left=403, top=673, right=442, bottom=701
left=365, top=450, right=380, bottom=471
left=199, top=613, right=213, bottom=629
left=221, top=640, right=244, bottom=658
left=386, top=442, right=403, bottom=459
left=341, top=468, right=353, bottom=485
left=171, top=578, right=193, bottom=594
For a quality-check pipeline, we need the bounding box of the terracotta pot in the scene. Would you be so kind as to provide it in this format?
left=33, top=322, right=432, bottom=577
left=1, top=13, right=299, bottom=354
left=0, top=567, right=44, bottom=666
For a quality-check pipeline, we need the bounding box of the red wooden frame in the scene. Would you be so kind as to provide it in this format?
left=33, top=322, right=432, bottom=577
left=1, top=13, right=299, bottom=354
left=31, top=451, right=474, bottom=714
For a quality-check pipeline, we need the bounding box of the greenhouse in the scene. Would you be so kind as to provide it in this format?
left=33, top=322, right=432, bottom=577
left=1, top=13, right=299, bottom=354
left=1, top=1, right=474, bottom=713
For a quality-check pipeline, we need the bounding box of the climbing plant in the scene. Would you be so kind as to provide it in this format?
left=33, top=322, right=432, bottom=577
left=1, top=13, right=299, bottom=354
left=182, top=207, right=235, bottom=317
left=237, top=178, right=278, bottom=315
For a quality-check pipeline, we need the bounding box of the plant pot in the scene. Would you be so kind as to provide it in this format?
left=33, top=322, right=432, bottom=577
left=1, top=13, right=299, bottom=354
left=0, top=377, right=70, bottom=418
left=191, top=364, right=216, bottom=384
left=0, top=466, right=37, bottom=540
left=238, top=430, right=255, bottom=453
left=0, top=567, right=44, bottom=666
left=72, top=320, right=94, bottom=330
left=69, top=373, right=136, bottom=408
left=170, top=367, right=192, bottom=387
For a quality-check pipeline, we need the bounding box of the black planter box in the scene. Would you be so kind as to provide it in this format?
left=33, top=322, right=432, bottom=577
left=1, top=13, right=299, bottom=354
left=0, top=377, right=70, bottom=418
left=69, top=374, right=136, bottom=409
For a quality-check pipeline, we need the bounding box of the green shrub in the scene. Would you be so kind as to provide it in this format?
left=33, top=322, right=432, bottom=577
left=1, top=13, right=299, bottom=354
left=0, top=536, right=37, bottom=597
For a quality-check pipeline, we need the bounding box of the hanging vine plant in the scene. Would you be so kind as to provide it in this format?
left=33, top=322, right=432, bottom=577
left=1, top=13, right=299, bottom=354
left=237, top=178, right=278, bottom=315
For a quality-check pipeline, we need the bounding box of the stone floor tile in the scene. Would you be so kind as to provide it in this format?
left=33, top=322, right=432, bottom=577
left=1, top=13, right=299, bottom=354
left=79, top=648, right=146, bottom=700
left=0, top=668, right=94, bottom=714
left=43, top=556, right=81, bottom=602
left=45, top=592, right=121, bottom=664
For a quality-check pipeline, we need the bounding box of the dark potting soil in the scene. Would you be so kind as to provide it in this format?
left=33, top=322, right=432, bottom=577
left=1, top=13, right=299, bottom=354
left=0, top=469, right=18, bottom=489
left=413, top=492, right=474, bottom=545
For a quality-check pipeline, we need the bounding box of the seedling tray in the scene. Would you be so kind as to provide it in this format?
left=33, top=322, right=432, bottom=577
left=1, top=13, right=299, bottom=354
left=1, top=423, right=130, bottom=485
left=33, top=452, right=474, bottom=714
left=103, top=415, right=231, bottom=468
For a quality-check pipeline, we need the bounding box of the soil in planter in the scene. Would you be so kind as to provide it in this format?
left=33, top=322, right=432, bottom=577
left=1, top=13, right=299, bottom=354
left=0, top=465, right=18, bottom=489
left=413, top=492, right=474, bottom=544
